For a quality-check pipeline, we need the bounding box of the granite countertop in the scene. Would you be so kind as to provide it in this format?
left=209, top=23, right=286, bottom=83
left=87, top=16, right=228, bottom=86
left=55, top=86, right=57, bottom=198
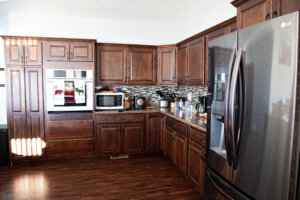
left=95, top=108, right=207, bottom=132
left=0, top=124, right=8, bottom=132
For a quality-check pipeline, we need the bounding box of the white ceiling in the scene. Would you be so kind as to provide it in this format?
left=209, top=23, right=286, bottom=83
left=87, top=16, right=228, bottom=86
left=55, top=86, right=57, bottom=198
left=0, top=0, right=236, bottom=44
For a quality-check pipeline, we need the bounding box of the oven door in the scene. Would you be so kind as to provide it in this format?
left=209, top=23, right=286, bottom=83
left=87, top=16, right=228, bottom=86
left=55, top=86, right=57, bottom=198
left=96, top=94, right=123, bottom=110
left=46, top=79, right=93, bottom=112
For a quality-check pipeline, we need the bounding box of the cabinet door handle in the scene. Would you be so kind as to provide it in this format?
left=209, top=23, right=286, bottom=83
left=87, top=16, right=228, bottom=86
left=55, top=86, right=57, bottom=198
left=272, top=10, right=278, bottom=18
left=71, top=52, right=74, bottom=59
left=265, top=13, right=270, bottom=20
left=67, top=51, right=69, bottom=60
left=21, top=55, right=24, bottom=64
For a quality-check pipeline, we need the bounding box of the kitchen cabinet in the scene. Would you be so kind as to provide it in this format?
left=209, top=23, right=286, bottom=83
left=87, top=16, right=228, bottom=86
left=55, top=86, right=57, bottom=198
left=96, top=45, right=127, bottom=85
left=4, top=41, right=42, bottom=66
left=157, top=47, right=176, bottom=85
left=146, top=114, right=164, bottom=153
left=165, top=117, right=188, bottom=174
left=96, top=124, right=121, bottom=155
left=6, top=67, right=45, bottom=160
left=177, top=44, right=188, bottom=85
left=187, top=127, right=206, bottom=197
left=174, top=132, right=187, bottom=174
left=127, top=47, right=157, bottom=85
left=177, top=37, right=204, bottom=86
left=232, top=0, right=300, bottom=29
left=122, top=123, right=144, bottom=154
left=45, top=41, right=93, bottom=62
left=46, top=113, right=94, bottom=158
left=188, top=37, right=204, bottom=85
left=95, top=114, right=145, bottom=155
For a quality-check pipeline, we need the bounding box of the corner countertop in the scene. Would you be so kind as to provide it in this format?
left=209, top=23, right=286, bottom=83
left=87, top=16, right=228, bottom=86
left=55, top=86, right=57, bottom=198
left=95, top=108, right=207, bottom=133
left=0, top=124, right=8, bottom=132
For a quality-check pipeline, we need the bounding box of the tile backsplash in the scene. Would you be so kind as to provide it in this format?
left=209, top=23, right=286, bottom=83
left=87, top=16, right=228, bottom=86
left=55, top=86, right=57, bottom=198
left=96, top=85, right=208, bottom=106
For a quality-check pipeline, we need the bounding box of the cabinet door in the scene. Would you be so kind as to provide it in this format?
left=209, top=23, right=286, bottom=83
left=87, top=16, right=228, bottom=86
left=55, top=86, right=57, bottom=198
left=188, top=37, right=204, bottom=85
left=177, top=44, right=188, bottom=85
left=273, top=0, right=300, bottom=16
left=25, top=68, right=45, bottom=146
left=44, top=41, right=70, bottom=61
left=174, top=132, right=187, bottom=175
left=5, top=41, right=24, bottom=65
left=24, top=42, right=42, bottom=66
left=96, top=124, right=121, bottom=155
left=146, top=114, right=161, bottom=152
left=122, top=123, right=145, bottom=154
left=70, top=42, right=93, bottom=62
left=233, top=0, right=271, bottom=29
left=165, top=127, right=174, bottom=160
left=188, top=140, right=206, bottom=196
left=96, top=46, right=127, bottom=85
left=157, top=47, right=176, bottom=85
left=127, top=47, right=157, bottom=85
left=6, top=67, right=27, bottom=159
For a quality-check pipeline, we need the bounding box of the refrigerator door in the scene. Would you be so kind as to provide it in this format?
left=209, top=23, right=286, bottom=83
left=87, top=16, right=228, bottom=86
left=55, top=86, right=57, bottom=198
left=205, top=167, right=250, bottom=200
left=232, top=12, right=299, bottom=200
left=206, top=31, right=237, bottom=182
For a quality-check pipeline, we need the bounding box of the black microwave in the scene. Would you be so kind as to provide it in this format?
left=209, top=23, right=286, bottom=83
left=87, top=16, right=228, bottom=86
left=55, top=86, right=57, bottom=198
left=95, top=93, right=124, bottom=110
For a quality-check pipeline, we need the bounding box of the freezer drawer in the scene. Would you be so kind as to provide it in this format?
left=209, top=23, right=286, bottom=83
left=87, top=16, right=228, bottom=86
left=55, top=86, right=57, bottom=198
left=205, top=167, right=250, bottom=200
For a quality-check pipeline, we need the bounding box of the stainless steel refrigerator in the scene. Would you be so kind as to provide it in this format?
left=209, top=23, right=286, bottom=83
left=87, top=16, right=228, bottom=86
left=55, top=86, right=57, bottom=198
left=205, top=11, right=300, bottom=200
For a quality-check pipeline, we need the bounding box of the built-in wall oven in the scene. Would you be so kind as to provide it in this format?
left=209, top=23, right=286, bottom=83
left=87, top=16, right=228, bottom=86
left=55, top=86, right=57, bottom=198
left=46, top=69, right=93, bottom=112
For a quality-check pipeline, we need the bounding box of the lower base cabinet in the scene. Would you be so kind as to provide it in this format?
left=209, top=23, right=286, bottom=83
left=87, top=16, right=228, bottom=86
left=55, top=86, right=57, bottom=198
left=96, top=124, right=121, bottom=155
left=187, top=140, right=206, bottom=197
left=122, top=123, right=144, bottom=154
left=95, top=114, right=145, bottom=155
left=174, top=133, right=187, bottom=175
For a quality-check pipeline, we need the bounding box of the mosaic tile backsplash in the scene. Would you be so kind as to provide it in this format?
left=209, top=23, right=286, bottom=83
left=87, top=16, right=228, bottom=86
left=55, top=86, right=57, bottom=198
left=96, top=85, right=208, bottom=106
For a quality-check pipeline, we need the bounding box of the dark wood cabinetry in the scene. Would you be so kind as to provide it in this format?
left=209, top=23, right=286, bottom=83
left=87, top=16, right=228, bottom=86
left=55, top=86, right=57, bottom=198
left=127, top=47, right=157, bottom=85
left=46, top=113, right=94, bottom=158
left=4, top=41, right=42, bottom=66
left=45, top=41, right=93, bottom=62
left=187, top=127, right=206, bottom=197
left=95, top=114, right=145, bottom=155
left=177, top=37, right=204, bottom=86
left=157, top=47, right=176, bottom=85
left=232, top=0, right=300, bottom=29
left=122, top=123, right=144, bottom=154
left=96, top=124, right=121, bottom=155
left=146, top=114, right=164, bottom=153
left=96, top=45, right=127, bottom=85
left=188, top=37, right=204, bottom=85
left=177, top=44, right=188, bottom=85
left=6, top=67, right=45, bottom=160
left=165, top=117, right=188, bottom=174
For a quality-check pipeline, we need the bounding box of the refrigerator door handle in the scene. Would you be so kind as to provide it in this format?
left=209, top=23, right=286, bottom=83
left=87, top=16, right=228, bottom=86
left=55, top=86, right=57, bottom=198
left=224, top=50, right=236, bottom=166
left=228, top=47, right=243, bottom=169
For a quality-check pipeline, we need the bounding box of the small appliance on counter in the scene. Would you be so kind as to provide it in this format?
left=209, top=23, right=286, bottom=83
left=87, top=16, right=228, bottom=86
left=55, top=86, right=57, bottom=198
left=157, top=91, right=169, bottom=108
left=95, top=92, right=124, bottom=110
left=135, top=96, right=146, bottom=109
left=178, top=97, right=186, bottom=109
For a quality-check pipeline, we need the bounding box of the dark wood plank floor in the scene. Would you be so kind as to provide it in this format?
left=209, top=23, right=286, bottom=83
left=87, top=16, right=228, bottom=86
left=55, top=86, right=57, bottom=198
left=0, top=156, right=201, bottom=200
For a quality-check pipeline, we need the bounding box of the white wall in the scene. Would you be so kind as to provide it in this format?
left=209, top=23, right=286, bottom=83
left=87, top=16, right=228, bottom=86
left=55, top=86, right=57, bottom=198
left=1, top=12, right=184, bottom=45
left=0, top=38, right=7, bottom=125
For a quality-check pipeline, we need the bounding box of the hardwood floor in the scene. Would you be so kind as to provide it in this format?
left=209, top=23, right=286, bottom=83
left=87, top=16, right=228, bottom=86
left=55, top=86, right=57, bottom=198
left=0, top=156, right=202, bottom=200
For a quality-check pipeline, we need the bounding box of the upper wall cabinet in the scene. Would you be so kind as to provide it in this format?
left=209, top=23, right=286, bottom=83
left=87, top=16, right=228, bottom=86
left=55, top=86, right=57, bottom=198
left=231, top=0, right=300, bottom=29
left=4, top=40, right=42, bottom=66
left=127, top=47, right=157, bottom=85
left=177, top=37, right=204, bottom=86
left=45, top=41, right=93, bottom=62
left=96, top=45, right=127, bottom=85
left=157, top=47, right=176, bottom=85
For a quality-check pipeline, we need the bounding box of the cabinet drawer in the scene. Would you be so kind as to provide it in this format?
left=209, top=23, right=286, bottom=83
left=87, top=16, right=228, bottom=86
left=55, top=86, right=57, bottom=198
left=166, top=117, right=187, bottom=136
left=188, top=127, right=206, bottom=147
left=48, top=120, right=93, bottom=139
left=46, top=138, right=94, bottom=158
left=96, top=114, right=145, bottom=124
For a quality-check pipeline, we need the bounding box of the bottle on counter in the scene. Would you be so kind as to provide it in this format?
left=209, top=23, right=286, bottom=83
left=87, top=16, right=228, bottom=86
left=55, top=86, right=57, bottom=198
left=124, top=97, right=131, bottom=110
